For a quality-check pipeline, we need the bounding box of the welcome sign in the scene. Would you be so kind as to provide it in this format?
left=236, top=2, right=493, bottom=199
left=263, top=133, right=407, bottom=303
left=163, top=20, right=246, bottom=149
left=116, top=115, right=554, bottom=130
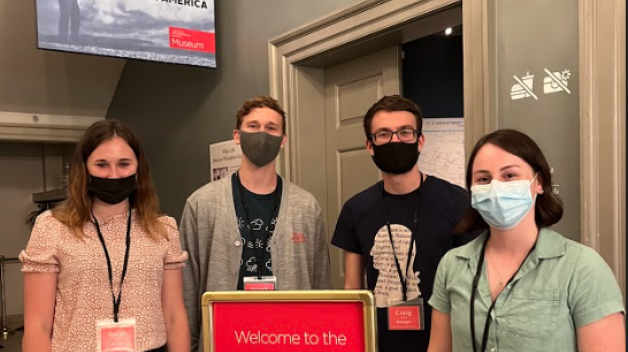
left=35, top=0, right=217, bottom=68
left=202, top=291, right=377, bottom=352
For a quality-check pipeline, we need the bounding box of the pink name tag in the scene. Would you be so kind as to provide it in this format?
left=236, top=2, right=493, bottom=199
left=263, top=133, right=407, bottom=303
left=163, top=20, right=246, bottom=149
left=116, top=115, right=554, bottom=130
left=97, top=318, right=137, bottom=352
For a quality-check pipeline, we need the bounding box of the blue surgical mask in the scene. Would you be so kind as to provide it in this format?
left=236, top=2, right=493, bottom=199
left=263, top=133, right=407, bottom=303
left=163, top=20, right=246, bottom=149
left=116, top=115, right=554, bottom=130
left=470, top=174, right=538, bottom=230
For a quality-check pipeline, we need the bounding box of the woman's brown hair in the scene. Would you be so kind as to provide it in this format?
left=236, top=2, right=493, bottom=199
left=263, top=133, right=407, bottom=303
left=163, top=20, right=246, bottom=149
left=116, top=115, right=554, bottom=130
left=456, top=129, right=564, bottom=234
left=53, top=119, right=169, bottom=240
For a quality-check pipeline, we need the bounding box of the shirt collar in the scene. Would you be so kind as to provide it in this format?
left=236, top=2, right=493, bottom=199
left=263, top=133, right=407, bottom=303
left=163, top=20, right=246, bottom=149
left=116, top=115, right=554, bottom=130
left=455, top=231, right=488, bottom=260
left=455, top=227, right=565, bottom=261
left=534, top=228, right=566, bottom=259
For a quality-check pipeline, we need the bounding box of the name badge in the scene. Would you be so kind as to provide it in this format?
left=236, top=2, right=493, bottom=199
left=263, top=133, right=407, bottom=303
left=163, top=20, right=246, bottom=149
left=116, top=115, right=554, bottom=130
left=243, top=276, right=277, bottom=291
left=96, top=318, right=137, bottom=352
left=387, top=297, right=424, bottom=331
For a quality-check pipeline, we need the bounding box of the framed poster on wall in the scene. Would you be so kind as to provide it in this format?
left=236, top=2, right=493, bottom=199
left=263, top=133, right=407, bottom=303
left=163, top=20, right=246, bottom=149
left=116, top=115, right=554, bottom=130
left=35, top=0, right=217, bottom=68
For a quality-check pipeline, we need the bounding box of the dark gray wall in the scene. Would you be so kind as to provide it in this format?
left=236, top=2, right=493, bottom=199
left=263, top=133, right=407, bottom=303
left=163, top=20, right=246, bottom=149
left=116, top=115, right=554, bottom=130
left=107, top=0, right=358, bottom=221
left=494, top=0, right=580, bottom=241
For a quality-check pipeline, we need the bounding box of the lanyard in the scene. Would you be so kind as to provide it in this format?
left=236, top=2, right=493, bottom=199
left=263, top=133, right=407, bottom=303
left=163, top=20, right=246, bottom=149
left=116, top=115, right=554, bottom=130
left=236, top=172, right=281, bottom=279
left=470, top=234, right=536, bottom=352
left=383, top=172, right=423, bottom=302
left=92, top=209, right=132, bottom=323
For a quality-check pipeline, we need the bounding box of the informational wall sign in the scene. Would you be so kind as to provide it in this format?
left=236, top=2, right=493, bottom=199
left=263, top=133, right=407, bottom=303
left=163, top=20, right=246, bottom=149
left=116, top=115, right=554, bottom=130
left=418, top=118, right=465, bottom=188
left=201, top=291, right=377, bottom=352
left=209, top=140, right=242, bottom=181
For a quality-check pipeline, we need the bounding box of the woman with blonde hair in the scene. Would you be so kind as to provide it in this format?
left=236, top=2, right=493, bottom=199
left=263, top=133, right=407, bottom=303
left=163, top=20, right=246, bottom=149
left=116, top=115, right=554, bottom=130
left=21, top=119, right=190, bottom=352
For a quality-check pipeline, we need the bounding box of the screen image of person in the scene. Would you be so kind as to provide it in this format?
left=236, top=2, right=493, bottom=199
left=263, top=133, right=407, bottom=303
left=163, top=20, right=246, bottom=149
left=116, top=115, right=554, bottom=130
left=20, top=119, right=190, bottom=352
left=180, top=95, right=331, bottom=352
left=427, top=129, right=625, bottom=352
left=212, top=167, right=228, bottom=181
left=331, top=95, right=478, bottom=352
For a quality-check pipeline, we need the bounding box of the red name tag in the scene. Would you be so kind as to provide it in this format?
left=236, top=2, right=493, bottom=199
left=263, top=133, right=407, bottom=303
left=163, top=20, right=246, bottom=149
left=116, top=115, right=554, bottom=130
left=244, top=282, right=275, bottom=291
left=388, top=306, right=422, bottom=330
left=243, top=276, right=276, bottom=291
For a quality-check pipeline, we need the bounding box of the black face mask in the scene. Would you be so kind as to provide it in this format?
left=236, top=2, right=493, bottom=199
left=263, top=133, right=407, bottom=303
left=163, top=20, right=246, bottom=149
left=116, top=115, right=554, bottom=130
left=89, top=174, right=138, bottom=205
left=371, top=141, right=420, bottom=174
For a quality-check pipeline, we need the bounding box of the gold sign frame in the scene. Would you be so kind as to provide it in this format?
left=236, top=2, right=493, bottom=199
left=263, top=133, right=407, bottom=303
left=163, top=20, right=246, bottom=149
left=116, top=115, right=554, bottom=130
left=201, top=290, right=377, bottom=352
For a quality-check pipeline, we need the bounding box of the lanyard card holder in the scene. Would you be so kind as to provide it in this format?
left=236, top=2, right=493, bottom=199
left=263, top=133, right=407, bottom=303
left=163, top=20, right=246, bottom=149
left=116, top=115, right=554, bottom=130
left=96, top=317, right=137, bottom=352
left=387, top=297, right=425, bottom=331
left=243, top=276, right=277, bottom=291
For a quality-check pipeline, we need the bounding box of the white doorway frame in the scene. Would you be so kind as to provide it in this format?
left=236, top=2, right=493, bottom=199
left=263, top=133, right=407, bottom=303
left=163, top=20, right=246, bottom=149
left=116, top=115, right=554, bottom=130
left=268, top=0, right=494, bottom=184
left=579, top=0, right=626, bottom=301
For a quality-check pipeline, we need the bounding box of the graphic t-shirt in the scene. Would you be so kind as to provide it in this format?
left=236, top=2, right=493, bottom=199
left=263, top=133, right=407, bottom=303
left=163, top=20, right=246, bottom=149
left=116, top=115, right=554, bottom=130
left=331, top=175, right=477, bottom=352
left=232, top=173, right=282, bottom=290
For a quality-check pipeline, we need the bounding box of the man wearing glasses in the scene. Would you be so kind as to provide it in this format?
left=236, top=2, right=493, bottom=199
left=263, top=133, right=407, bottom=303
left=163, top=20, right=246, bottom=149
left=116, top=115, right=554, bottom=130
left=331, top=95, right=476, bottom=352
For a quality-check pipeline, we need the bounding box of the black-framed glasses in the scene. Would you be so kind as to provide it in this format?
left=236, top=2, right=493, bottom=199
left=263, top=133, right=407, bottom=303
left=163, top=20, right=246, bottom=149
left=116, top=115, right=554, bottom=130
left=369, top=128, right=420, bottom=146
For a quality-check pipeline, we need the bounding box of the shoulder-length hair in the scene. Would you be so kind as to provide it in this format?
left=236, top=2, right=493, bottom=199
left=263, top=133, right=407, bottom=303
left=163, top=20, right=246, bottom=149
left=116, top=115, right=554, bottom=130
left=53, top=119, right=168, bottom=240
left=455, top=129, right=564, bottom=234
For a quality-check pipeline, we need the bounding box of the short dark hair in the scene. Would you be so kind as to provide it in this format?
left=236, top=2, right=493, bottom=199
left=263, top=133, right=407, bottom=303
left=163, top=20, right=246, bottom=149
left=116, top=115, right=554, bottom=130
left=455, top=129, right=564, bottom=234
left=235, top=95, right=286, bottom=134
left=363, top=95, right=423, bottom=139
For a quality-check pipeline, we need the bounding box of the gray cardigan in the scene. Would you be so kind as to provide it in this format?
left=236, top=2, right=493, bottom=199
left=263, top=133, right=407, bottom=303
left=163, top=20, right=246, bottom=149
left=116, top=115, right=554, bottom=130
left=180, top=175, right=332, bottom=351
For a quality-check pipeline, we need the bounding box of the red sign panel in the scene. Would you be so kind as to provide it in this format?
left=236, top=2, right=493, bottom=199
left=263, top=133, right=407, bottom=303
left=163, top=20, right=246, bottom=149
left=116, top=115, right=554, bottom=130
left=212, top=301, right=365, bottom=351
left=169, top=27, right=216, bottom=53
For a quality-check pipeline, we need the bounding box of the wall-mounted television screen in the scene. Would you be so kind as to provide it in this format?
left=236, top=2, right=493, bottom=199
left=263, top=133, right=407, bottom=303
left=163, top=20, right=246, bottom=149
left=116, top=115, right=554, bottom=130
left=35, top=0, right=216, bottom=68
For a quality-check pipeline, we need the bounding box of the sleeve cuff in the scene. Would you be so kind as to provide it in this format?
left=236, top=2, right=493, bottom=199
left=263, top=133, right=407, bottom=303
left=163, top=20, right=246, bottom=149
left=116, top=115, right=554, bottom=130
left=165, top=251, right=189, bottom=270
left=19, top=250, right=59, bottom=273
left=330, top=237, right=363, bottom=254
left=574, top=302, right=626, bottom=328
left=428, top=296, right=451, bottom=315
left=21, top=262, right=59, bottom=273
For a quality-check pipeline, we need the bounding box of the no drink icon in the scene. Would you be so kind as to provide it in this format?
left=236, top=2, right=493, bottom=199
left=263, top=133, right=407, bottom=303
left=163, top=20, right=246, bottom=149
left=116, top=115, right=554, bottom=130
left=511, top=72, right=538, bottom=100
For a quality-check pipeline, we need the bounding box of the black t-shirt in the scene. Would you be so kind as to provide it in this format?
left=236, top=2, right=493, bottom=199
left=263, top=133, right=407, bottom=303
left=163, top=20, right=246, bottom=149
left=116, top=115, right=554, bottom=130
left=232, top=173, right=282, bottom=290
left=331, top=175, right=477, bottom=352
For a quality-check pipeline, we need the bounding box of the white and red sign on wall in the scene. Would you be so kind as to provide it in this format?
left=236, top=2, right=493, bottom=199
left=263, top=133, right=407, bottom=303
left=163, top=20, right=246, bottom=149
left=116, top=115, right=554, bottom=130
left=35, top=0, right=217, bottom=68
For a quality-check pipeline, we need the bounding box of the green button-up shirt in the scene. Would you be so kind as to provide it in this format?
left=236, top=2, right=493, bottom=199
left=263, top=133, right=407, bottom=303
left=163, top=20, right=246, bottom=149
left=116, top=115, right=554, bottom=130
left=429, top=228, right=624, bottom=352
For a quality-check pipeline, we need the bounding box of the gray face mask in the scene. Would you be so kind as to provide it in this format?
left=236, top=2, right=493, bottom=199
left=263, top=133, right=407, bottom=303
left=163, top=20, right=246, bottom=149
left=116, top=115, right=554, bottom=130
left=238, top=131, right=283, bottom=167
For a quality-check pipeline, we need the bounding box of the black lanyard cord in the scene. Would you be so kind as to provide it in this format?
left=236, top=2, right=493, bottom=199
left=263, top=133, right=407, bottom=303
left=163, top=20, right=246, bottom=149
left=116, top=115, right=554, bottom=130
left=92, top=208, right=132, bottom=323
left=470, top=234, right=537, bottom=352
left=384, top=172, right=423, bottom=302
left=236, top=172, right=280, bottom=279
